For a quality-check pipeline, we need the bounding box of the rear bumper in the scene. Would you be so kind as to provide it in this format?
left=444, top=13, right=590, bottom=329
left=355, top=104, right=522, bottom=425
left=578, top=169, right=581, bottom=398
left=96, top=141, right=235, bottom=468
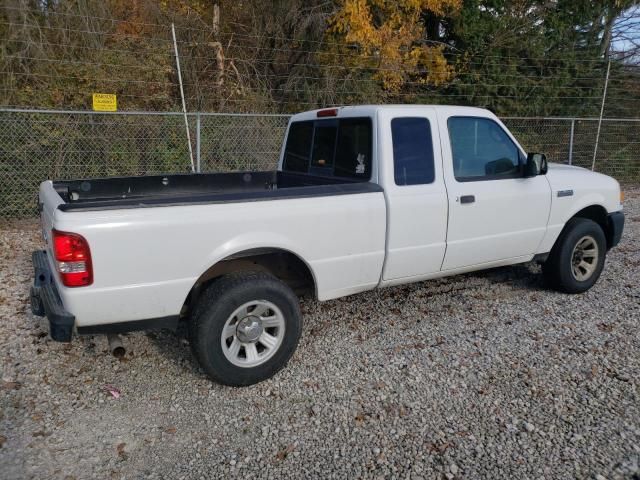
left=607, top=211, right=625, bottom=249
left=31, top=250, right=179, bottom=341
left=30, top=250, right=75, bottom=342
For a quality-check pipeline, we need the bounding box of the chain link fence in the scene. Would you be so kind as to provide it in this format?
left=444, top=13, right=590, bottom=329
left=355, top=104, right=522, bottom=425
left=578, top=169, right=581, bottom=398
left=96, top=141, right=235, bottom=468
left=1, top=109, right=638, bottom=218
left=503, top=117, right=640, bottom=180
left=0, top=110, right=290, bottom=218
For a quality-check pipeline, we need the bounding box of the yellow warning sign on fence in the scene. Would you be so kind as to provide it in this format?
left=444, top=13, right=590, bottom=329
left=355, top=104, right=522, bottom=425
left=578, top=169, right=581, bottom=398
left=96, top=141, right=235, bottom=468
left=92, top=93, right=117, bottom=112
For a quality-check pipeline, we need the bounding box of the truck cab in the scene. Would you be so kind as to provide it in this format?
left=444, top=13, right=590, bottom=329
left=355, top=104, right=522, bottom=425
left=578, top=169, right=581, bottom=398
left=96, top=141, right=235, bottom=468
left=281, top=105, right=623, bottom=284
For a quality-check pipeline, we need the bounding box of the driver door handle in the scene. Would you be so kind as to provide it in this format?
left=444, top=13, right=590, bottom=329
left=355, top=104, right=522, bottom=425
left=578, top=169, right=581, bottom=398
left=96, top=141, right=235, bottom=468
left=459, top=195, right=475, bottom=204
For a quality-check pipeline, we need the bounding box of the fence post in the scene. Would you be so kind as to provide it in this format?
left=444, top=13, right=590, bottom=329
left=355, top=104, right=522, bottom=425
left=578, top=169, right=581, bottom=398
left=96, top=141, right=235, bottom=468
left=592, top=59, right=611, bottom=171
left=172, top=23, right=195, bottom=173
left=196, top=113, right=201, bottom=173
left=568, top=119, right=575, bottom=165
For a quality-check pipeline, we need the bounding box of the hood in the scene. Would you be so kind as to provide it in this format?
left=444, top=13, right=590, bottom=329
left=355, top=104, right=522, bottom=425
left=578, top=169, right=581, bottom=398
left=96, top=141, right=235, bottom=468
left=545, top=162, right=618, bottom=189
left=546, top=162, right=588, bottom=173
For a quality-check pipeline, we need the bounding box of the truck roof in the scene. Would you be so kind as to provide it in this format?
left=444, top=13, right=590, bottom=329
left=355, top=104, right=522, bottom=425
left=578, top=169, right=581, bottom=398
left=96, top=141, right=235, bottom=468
left=290, top=105, right=495, bottom=122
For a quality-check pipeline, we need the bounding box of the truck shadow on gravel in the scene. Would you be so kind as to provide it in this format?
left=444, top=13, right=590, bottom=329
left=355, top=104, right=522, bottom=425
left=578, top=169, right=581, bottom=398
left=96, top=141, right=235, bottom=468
left=465, top=262, right=546, bottom=290
left=143, top=325, right=208, bottom=380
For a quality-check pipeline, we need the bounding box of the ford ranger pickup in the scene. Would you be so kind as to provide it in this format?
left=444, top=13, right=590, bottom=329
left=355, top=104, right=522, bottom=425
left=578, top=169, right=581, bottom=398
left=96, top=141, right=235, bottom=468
left=31, top=105, right=625, bottom=386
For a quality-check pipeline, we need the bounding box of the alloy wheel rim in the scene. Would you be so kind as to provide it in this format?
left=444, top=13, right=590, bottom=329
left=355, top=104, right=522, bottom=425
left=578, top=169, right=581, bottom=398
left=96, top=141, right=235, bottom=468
left=220, top=300, right=285, bottom=368
left=570, top=235, right=599, bottom=282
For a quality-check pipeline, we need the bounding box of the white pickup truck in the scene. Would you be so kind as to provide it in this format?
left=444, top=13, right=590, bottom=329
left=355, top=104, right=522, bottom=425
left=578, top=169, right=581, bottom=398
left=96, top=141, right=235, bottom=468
left=32, top=105, right=625, bottom=386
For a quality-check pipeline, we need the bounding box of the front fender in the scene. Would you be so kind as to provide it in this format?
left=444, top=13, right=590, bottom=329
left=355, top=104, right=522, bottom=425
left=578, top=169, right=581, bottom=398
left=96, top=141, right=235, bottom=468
left=536, top=164, right=622, bottom=254
left=537, top=197, right=612, bottom=255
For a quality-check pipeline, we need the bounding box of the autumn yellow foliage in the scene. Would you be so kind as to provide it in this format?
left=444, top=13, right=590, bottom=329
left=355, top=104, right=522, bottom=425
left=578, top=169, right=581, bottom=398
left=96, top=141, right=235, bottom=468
left=328, top=0, right=461, bottom=91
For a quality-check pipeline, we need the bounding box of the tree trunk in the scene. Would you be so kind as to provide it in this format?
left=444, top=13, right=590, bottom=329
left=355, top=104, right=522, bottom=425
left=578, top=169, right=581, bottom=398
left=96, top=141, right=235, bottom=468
left=600, top=6, right=618, bottom=59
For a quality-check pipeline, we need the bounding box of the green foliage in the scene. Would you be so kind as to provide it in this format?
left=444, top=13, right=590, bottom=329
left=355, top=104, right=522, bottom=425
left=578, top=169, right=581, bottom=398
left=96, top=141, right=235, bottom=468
left=425, top=0, right=623, bottom=117
left=0, top=0, right=637, bottom=116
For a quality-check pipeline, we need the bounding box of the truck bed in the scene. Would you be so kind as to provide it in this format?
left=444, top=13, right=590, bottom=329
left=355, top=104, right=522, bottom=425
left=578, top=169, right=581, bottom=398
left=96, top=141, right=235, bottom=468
left=52, top=171, right=382, bottom=212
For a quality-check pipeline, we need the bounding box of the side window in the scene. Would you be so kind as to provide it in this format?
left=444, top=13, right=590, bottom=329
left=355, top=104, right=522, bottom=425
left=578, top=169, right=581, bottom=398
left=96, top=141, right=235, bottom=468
left=334, top=118, right=372, bottom=179
left=448, top=117, right=522, bottom=181
left=391, top=117, right=435, bottom=186
left=283, top=121, right=313, bottom=173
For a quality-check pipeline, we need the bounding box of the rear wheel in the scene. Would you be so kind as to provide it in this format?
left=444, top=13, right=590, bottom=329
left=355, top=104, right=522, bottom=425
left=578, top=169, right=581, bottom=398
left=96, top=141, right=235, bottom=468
left=189, top=271, right=302, bottom=386
left=542, top=218, right=606, bottom=294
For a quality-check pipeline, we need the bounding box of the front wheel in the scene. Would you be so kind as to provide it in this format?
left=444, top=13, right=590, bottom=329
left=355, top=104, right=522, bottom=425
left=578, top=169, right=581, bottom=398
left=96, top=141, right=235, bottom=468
left=189, top=272, right=302, bottom=386
left=542, top=218, right=606, bottom=294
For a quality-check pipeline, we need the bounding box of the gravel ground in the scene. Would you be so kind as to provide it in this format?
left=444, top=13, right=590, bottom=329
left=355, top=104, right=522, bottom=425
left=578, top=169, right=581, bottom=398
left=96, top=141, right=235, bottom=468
left=1, top=187, right=639, bottom=480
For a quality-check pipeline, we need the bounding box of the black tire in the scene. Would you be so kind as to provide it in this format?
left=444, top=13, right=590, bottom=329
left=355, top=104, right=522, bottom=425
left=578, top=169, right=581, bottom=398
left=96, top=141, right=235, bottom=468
left=542, top=217, right=606, bottom=294
left=189, top=271, right=302, bottom=386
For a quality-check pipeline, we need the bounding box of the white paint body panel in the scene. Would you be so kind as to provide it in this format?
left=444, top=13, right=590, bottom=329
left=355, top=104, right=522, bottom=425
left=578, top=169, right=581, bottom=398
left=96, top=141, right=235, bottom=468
left=376, top=107, right=448, bottom=280
left=536, top=163, right=622, bottom=252
left=39, top=105, right=623, bottom=328
left=435, top=109, right=552, bottom=269
left=43, top=187, right=386, bottom=326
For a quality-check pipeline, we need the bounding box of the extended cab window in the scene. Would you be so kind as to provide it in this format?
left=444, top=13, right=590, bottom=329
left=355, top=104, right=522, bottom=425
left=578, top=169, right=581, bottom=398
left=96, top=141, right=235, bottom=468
left=282, top=118, right=372, bottom=180
left=311, top=121, right=337, bottom=172
left=283, top=122, right=313, bottom=173
left=391, top=117, right=435, bottom=186
left=448, top=117, right=524, bottom=181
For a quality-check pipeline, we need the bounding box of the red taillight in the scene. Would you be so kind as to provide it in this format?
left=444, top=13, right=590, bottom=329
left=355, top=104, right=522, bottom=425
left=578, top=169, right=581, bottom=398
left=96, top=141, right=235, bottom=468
left=317, top=108, right=338, bottom=117
left=52, top=230, right=93, bottom=287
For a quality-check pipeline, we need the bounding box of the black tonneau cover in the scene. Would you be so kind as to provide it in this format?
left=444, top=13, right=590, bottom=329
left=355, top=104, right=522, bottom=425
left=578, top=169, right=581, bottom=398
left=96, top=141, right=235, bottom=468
left=54, top=171, right=382, bottom=212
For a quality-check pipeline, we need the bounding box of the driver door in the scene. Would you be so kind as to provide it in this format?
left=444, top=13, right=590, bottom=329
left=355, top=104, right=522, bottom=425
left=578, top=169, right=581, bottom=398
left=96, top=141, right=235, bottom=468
left=440, top=115, right=551, bottom=271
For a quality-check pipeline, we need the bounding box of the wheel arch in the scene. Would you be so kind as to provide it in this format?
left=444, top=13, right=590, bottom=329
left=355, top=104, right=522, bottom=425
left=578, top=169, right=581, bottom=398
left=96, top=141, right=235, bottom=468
left=571, top=204, right=616, bottom=249
left=542, top=205, right=609, bottom=293
left=181, top=246, right=317, bottom=317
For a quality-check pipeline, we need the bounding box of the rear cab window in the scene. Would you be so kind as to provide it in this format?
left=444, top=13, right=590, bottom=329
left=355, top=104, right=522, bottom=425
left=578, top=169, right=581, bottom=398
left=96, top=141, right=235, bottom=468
left=283, top=118, right=372, bottom=180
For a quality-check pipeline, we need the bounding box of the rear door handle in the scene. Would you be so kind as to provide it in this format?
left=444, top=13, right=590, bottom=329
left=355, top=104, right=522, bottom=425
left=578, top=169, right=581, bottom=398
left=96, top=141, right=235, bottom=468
left=459, top=195, right=475, bottom=204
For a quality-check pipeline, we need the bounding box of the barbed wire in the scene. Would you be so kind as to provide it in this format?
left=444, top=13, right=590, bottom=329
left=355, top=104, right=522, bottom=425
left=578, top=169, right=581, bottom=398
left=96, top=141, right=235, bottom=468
left=2, top=3, right=636, bottom=64
left=1, top=7, right=638, bottom=116
left=2, top=56, right=625, bottom=90
left=0, top=18, right=630, bottom=67
left=3, top=38, right=627, bottom=81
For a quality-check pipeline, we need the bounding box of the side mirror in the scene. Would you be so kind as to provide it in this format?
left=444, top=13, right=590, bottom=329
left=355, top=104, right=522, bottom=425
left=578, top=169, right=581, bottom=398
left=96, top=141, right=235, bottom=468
left=524, top=153, right=548, bottom=177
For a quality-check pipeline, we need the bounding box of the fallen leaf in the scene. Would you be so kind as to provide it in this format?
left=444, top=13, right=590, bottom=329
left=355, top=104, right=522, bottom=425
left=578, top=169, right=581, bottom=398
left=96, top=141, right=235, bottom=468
left=116, top=442, right=127, bottom=460
left=103, top=384, right=121, bottom=399
left=275, top=444, right=295, bottom=461
left=164, top=427, right=177, bottom=434
left=0, top=435, right=6, bottom=448
left=426, top=441, right=452, bottom=455
left=1, top=381, right=21, bottom=391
